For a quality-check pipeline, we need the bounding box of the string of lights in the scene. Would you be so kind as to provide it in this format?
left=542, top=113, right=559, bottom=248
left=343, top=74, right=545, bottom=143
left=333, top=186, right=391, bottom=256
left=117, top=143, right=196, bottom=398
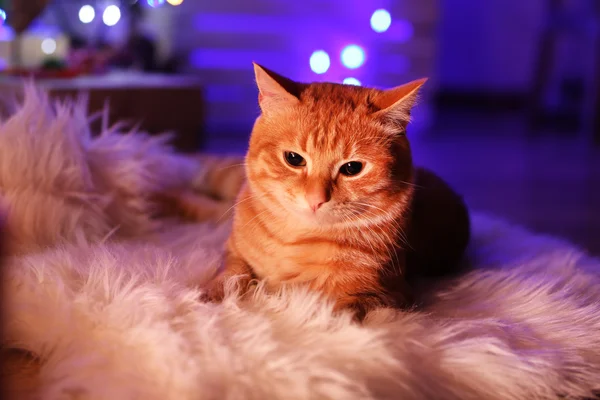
left=0, top=0, right=183, bottom=29
left=76, top=0, right=182, bottom=26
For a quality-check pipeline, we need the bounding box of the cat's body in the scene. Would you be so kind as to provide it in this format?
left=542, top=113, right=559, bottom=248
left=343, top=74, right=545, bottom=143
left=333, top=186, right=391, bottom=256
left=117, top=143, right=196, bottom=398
left=221, top=177, right=414, bottom=313
left=196, top=64, right=471, bottom=317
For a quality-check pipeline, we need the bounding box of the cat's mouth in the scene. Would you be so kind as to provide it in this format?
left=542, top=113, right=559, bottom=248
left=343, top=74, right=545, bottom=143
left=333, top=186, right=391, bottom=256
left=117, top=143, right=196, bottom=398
left=276, top=194, right=343, bottom=225
left=297, top=205, right=349, bottom=226
left=298, top=206, right=326, bottom=218
left=286, top=202, right=330, bottom=222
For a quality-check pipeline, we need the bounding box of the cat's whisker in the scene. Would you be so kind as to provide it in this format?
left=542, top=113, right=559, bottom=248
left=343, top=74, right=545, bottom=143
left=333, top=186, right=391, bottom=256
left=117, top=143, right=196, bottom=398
left=352, top=203, right=404, bottom=228
left=353, top=202, right=394, bottom=215
left=360, top=219, right=396, bottom=265
left=215, top=162, right=248, bottom=172
left=339, top=214, right=387, bottom=268
left=397, top=180, right=423, bottom=189
left=240, top=208, right=272, bottom=231
left=216, top=191, right=271, bottom=223
left=354, top=205, right=406, bottom=234
left=358, top=206, right=411, bottom=250
left=396, top=226, right=412, bottom=250
left=341, top=208, right=396, bottom=266
left=350, top=206, right=412, bottom=256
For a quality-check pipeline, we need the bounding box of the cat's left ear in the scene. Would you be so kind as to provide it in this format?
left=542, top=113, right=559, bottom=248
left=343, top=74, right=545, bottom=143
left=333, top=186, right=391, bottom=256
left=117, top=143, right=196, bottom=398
left=253, top=63, right=300, bottom=114
left=372, top=78, right=427, bottom=129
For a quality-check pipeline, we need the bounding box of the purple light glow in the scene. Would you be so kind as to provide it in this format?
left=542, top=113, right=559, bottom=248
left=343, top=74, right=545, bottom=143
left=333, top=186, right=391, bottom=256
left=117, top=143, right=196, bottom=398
left=378, top=55, right=411, bottom=75
left=193, top=14, right=324, bottom=34
left=388, top=20, right=414, bottom=42
left=189, top=49, right=286, bottom=71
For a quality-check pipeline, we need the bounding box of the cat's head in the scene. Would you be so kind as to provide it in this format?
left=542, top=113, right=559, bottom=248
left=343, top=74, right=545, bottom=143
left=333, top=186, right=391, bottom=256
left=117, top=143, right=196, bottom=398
left=245, top=63, right=426, bottom=227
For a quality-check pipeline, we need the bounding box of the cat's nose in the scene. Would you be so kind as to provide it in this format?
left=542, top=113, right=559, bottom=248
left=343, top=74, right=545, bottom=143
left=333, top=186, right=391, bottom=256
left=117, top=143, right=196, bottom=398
left=306, top=190, right=329, bottom=212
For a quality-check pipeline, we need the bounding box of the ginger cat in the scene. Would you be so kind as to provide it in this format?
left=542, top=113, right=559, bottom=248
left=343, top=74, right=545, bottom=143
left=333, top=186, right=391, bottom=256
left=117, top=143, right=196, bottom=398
left=193, top=64, right=470, bottom=318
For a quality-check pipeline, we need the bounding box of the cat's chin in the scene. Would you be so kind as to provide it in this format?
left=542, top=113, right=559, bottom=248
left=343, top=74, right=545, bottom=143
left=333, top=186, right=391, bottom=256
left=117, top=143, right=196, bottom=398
left=289, top=208, right=341, bottom=227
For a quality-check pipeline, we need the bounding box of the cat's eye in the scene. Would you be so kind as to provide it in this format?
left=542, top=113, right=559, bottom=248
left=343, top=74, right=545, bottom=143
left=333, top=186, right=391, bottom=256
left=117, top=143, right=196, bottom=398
left=340, top=161, right=364, bottom=176
left=284, top=151, right=306, bottom=167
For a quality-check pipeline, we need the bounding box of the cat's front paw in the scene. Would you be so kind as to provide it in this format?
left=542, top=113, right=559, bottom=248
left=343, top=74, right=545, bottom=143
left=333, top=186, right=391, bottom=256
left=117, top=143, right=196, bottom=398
left=333, top=292, right=397, bottom=321
left=200, top=277, right=226, bottom=303
left=199, top=273, right=255, bottom=303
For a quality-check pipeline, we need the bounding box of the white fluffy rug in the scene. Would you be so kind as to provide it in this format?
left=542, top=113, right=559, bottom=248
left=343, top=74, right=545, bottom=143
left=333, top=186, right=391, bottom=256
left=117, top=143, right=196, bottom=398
left=2, top=87, right=600, bottom=400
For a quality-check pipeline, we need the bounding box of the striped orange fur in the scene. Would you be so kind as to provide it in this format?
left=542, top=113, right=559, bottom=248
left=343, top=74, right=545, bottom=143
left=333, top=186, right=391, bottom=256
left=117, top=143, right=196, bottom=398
left=200, top=64, right=451, bottom=317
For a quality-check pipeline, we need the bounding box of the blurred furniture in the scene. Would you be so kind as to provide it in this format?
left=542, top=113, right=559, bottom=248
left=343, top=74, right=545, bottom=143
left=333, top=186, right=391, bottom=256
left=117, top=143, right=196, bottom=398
left=8, top=0, right=50, bottom=67
left=0, top=72, right=205, bottom=152
left=593, top=2, right=600, bottom=143
left=9, top=0, right=49, bottom=33
left=595, top=78, right=600, bottom=144
left=530, top=0, right=600, bottom=142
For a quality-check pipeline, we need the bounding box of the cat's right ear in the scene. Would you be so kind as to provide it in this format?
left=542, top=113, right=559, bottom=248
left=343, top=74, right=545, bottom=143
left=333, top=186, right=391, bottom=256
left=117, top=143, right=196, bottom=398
left=372, top=78, right=427, bottom=131
left=253, top=63, right=300, bottom=114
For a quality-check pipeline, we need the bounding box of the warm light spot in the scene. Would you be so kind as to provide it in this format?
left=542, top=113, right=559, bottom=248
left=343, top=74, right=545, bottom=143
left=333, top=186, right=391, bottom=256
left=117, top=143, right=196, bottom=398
left=41, top=38, right=57, bottom=55
left=167, top=0, right=183, bottom=5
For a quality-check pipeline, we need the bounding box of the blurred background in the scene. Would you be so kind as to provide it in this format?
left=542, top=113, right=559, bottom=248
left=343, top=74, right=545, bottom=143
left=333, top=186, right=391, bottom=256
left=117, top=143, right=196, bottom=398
left=0, top=0, right=599, bottom=254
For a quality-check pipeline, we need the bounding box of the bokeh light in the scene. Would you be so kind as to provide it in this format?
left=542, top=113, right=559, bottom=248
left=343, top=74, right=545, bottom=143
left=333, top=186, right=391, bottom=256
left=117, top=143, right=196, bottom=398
left=41, top=38, right=57, bottom=55
left=310, top=50, right=331, bottom=74
left=102, top=5, right=121, bottom=26
left=147, top=0, right=165, bottom=7
left=0, top=9, right=6, bottom=25
left=370, top=9, right=391, bottom=33
left=340, top=45, right=365, bottom=69
left=78, top=5, right=95, bottom=24
left=343, top=77, right=361, bottom=86
left=166, top=0, right=184, bottom=5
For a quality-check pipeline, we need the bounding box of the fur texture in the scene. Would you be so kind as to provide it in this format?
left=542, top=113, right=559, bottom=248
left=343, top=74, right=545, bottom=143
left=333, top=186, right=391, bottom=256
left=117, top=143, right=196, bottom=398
left=2, top=86, right=600, bottom=400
